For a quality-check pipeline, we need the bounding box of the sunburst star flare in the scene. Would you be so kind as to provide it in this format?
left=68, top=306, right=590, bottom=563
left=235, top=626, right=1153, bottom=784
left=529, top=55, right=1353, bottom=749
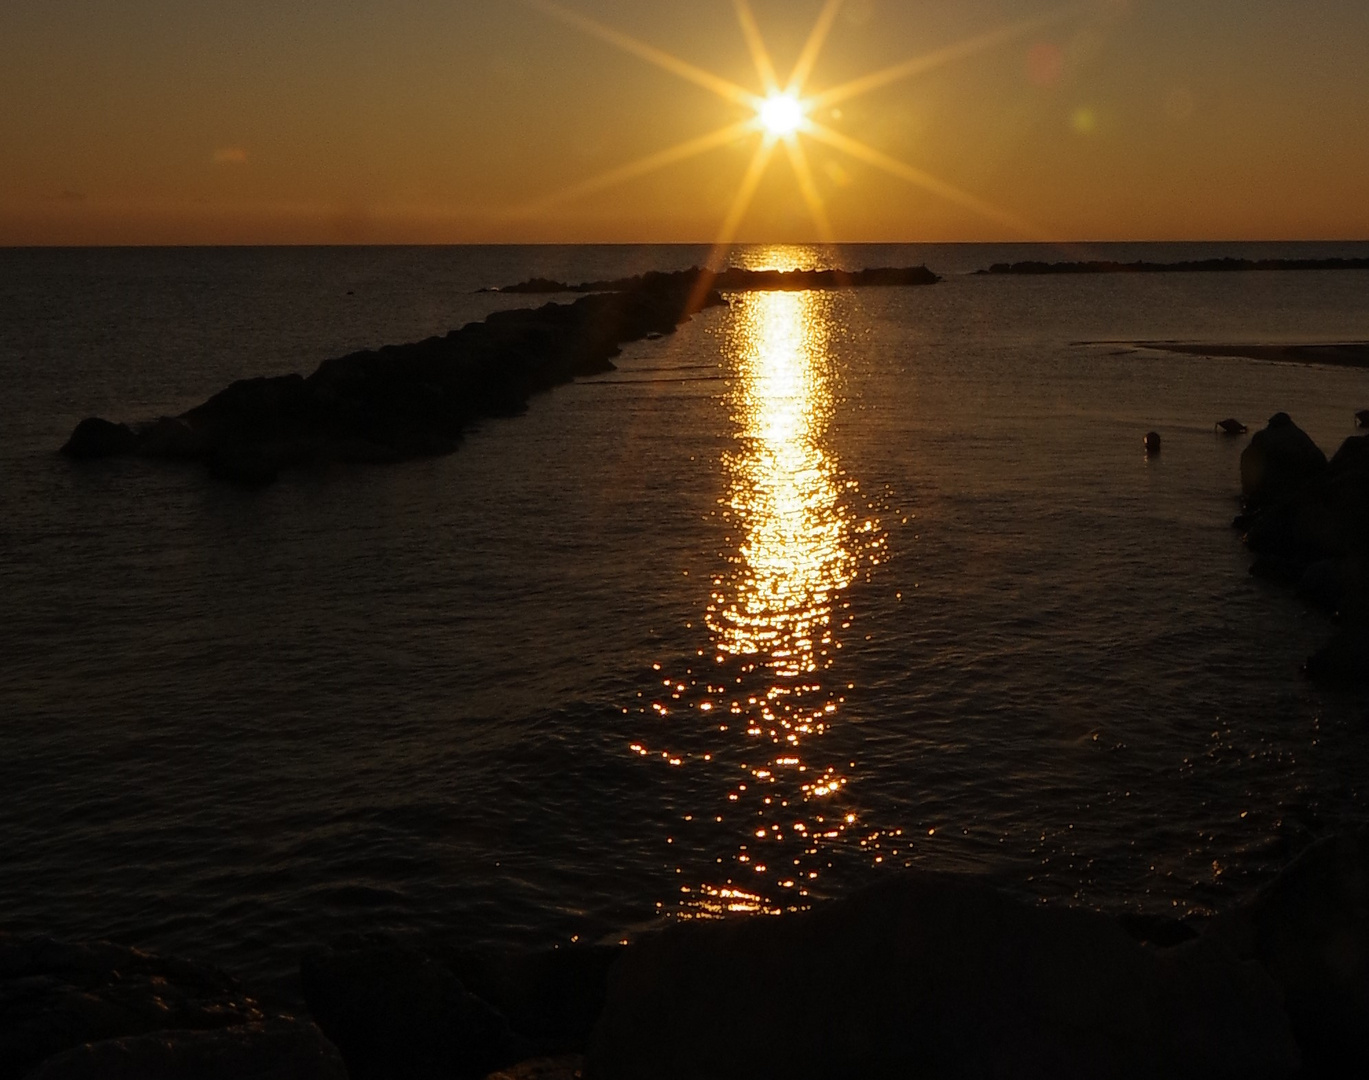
left=521, top=0, right=1093, bottom=241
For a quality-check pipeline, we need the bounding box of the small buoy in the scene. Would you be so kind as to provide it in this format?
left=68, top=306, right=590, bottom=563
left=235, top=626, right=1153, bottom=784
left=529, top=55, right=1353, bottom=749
left=1215, top=418, right=1247, bottom=435
left=1356, top=409, right=1369, bottom=428
left=1144, top=431, right=1161, bottom=455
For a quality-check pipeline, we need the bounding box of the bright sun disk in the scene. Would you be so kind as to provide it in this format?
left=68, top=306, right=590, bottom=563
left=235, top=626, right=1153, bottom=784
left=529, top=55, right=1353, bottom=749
left=759, top=93, right=805, bottom=137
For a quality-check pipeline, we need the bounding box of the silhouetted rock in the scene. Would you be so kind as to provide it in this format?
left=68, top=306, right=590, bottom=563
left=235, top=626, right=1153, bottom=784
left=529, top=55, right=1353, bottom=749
left=1240, top=413, right=1327, bottom=506
left=1207, top=828, right=1369, bottom=1075
left=1356, top=409, right=1369, bottom=427
left=1233, top=415, right=1369, bottom=682
left=1216, top=418, right=1248, bottom=435
left=1303, top=623, right=1369, bottom=684
left=1144, top=430, right=1161, bottom=455
left=300, top=943, right=525, bottom=1080
left=492, top=264, right=940, bottom=294
left=60, top=273, right=726, bottom=484
left=588, top=873, right=1298, bottom=1080
left=59, top=417, right=139, bottom=459
left=25, top=1020, right=346, bottom=1080
left=137, top=416, right=207, bottom=460
left=0, top=934, right=337, bottom=1079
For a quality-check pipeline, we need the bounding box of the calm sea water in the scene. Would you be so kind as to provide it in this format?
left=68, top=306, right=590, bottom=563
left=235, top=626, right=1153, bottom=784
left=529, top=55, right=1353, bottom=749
left=3, top=242, right=1369, bottom=1000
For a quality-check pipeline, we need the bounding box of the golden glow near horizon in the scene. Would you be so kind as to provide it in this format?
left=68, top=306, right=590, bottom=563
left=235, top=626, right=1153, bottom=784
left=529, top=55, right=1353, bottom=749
left=3, top=2, right=1369, bottom=243
left=519, top=0, right=1069, bottom=250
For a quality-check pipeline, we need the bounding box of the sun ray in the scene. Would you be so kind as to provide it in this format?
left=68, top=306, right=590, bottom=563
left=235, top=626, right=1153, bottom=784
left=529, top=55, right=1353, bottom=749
left=513, top=120, right=760, bottom=215
left=810, top=4, right=1081, bottom=110
left=781, top=137, right=837, bottom=245
left=523, top=0, right=762, bottom=108
left=733, top=1, right=780, bottom=93
left=804, top=122, right=1055, bottom=241
left=787, top=0, right=846, bottom=95
left=714, top=135, right=779, bottom=253
left=682, top=135, right=781, bottom=314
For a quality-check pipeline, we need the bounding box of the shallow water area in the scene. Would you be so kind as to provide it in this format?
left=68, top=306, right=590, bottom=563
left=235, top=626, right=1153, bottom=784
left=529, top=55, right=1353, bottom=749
left=2, top=242, right=1369, bottom=999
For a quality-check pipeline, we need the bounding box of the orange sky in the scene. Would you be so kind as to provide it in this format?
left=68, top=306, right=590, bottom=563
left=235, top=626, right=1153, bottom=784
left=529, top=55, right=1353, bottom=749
left=2, top=0, right=1367, bottom=245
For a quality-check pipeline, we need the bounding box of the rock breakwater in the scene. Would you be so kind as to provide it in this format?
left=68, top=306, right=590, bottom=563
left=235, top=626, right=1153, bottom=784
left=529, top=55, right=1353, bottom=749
left=60, top=272, right=727, bottom=485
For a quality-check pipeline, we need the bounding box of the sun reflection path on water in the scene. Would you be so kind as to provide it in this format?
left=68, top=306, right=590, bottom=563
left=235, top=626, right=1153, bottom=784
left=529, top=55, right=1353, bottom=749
left=633, top=281, right=894, bottom=920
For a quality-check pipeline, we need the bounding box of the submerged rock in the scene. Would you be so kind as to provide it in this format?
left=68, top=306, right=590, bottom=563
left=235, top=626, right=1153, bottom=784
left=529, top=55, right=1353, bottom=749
left=588, top=873, right=1298, bottom=1080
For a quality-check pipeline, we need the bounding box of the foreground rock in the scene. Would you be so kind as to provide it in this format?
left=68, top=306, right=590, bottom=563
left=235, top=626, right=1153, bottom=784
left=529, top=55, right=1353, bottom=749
left=1236, top=412, right=1369, bottom=682
left=299, top=939, right=616, bottom=1080
left=589, top=874, right=1297, bottom=1080
left=60, top=272, right=727, bottom=485
left=1207, top=827, right=1369, bottom=1077
left=0, top=935, right=343, bottom=1079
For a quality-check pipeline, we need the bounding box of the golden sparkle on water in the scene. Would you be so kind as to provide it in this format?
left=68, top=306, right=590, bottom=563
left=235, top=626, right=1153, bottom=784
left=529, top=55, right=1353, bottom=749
left=710, top=289, right=851, bottom=687
left=626, top=271, right=895, bottom=920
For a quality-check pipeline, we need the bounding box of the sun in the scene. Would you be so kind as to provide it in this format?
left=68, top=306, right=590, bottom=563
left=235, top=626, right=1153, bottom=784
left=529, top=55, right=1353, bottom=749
left=523, top=0, right=1073, bottom=244
left=759, top=93, right=806, bottom=138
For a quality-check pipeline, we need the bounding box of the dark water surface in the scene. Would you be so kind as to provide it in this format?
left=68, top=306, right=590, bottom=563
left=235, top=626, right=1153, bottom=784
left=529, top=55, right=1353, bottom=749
left=2, top=242, right=1369, bottom=1000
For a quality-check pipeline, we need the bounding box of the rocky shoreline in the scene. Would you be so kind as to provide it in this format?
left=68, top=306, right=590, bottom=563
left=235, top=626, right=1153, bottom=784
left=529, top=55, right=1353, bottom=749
left=8, top=827, right=1369, bottom=1078
left=57, top=265, right=939, bottom=486
left=1236, top=412, right=1369, bottom=683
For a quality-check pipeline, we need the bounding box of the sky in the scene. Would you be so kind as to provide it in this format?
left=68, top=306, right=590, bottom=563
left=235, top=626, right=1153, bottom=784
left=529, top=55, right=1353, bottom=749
left=2, top=0, right=1367, bottom=245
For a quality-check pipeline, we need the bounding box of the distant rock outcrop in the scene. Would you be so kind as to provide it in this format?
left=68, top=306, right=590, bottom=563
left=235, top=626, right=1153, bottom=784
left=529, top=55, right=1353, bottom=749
left=978, top=256, right=1369, bottom=275
left=59, top=272, right=726, bottom=484
left=1236, top=413, right=1369, bottom=682
left=490, top=264, right=940, bottom=294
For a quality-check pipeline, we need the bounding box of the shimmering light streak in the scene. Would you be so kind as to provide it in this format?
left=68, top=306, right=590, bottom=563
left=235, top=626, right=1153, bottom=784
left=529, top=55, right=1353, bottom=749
left=708, top=290, right=853, bottom=682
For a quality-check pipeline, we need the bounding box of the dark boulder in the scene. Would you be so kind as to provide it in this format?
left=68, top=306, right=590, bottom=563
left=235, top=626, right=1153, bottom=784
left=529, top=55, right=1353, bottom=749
left=300, top=943, right=526, bottom=1080
left=59, top=417, right=139, bottom=459
left=438, top=944, right=620, bottom=1056
left=588, top=873, right=1298, bottom=1080
left=1240, top=413, right=1327, bottom=506
left=1207, top=828, right=1369, bottom=1075
left=0, top=934, right=281, bottom=1078
left=1303, top=623, right=1369, bottom=684
left=137, top=416, right=207, bottom=460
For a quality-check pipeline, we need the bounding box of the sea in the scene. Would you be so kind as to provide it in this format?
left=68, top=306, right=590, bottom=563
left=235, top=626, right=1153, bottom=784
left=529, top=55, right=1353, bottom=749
left=2, top=241, right=1369, bottom=1003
